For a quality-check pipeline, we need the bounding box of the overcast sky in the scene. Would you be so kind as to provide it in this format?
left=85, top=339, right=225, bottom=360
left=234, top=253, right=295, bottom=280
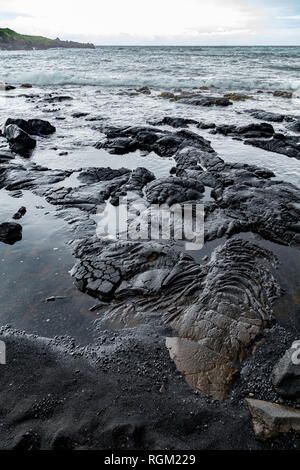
left=0, top=0, right=300, bottom=45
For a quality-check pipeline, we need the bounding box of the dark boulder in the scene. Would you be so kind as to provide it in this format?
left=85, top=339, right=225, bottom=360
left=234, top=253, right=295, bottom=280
left=28, top=119, right=56, bottom=136
left=4, top=118, right=31, bottom=134
left=4, top=124, right=36, bottom=157
left=5, top=118, right=55, bottom=136
left=0, top=222, right=22, bottom=244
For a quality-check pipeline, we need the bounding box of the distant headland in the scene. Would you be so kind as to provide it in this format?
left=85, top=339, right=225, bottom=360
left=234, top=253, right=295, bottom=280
left=0, top=28, right=95, bottom=50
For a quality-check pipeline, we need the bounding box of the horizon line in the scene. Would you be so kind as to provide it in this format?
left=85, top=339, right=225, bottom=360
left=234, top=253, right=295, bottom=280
left=92, top=44, right=300, bottom=47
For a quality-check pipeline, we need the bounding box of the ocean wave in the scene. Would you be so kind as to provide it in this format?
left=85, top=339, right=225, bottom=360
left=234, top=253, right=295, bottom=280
left=3, top=70, right=300, bottom=92
left=268, top=64, right=300, bottom=72
left=3, top=70, right=201, bottom=88
left=201, top=76, right=300, bottom=92
left=6, top=71, right=91, bottom=86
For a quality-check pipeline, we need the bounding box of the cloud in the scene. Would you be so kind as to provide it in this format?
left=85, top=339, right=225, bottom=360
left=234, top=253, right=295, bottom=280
left=277, top=15, right=300, bottom=20
left=0, top=0, right=264, bottom=44
left=189, top=29, right=255, bottom=37
left=1, top=0, right=300, bottom=45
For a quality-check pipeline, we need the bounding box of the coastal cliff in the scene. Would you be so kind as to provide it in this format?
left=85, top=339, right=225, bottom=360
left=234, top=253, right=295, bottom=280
left=0, top=28, right=95, bottom=50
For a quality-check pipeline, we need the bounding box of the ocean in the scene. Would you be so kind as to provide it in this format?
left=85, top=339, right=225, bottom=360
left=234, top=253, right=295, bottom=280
left=2, top=46, right=300, bottom=91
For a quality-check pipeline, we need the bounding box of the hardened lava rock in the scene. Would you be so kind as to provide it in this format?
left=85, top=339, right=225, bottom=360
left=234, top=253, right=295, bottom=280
left=71, top=237, right=280, bottom=400
left=96, top=126, right=215, bottom=158
left=145, top=176, right=204, bottom=205
left=245, top=133, right=300, bottom=160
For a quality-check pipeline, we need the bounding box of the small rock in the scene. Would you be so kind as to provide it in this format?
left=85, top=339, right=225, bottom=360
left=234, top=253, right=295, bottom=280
left=149, top=116, right=198, bottom=128
left=197, top=122, right=216, bottom=129
left=13, top=206, right=26, bottom=220
left=10, top=190, right=23, bottom=198
left=273, top=90, right=293, bottom=99
left=246, top=398, right=300, bottom=440
left=72, top=112, right=89, bottom=118
left=180, top=96, right=233, bottom=107
left=45, top=95, right=73, bottom=102
left=136, top=86, right=151, bottom=95
left=3, top=84, right=16, bottom=91
left=46, top=296, right=66, bottom=302
left=159, top=91, right=175, bottom=99
left=272, top=342, right=300, bottom=399
left=224, top=93, right=253, bottom=101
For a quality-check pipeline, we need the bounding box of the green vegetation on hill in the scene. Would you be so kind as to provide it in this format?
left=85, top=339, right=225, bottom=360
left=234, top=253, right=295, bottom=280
left=0, top=28, right=94, bottom=50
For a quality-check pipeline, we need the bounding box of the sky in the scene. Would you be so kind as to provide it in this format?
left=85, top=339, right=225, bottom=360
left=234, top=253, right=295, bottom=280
left=0, top=0, right=300, bottom=45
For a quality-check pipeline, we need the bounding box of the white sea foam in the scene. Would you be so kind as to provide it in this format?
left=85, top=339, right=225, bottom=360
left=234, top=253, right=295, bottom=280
left=4, top=69, right=300, bottom=92
left=1, top=45, right=300, bottom=91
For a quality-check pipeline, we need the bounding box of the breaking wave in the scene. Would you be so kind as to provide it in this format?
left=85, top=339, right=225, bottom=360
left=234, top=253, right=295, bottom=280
left=4, top=70, right=300, bottom=92
left=1, top=46, right=300, bottom=92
